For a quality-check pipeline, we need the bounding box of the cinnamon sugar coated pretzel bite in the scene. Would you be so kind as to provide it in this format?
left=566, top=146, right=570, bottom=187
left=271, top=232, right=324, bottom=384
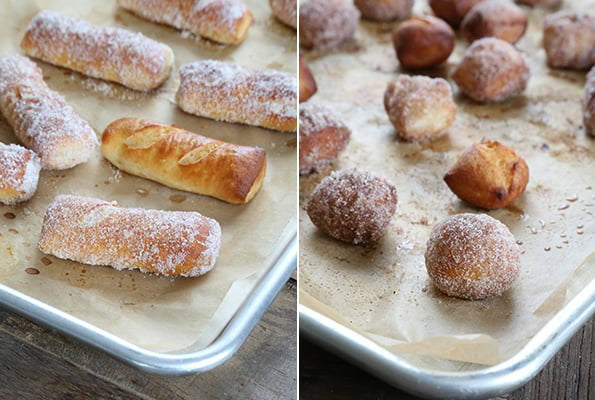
left=392, top=15, right=455, bottom=70
left=299, top=0, right=361, bottom=50
left=0, top=143, right=41, bottom=205
left=425, top=213, right=521, bottom=300
left=306, top=168, right=397, bottom=245
left=299, top=56, right=317, bottom=102
left=543, top=11, right=595, bottom=70
left=384, top=75, right=457, bottom=141
left=444, top=140, right=529, bottom=209
left=452, top=37, right=530, bottom=103
left=429, top=0, right=484, bottom=27
left=354, top=0, right=414, bottom=22
left=269, top=0, right=297, bottom=29
left=583, top=67, right=595, bottom=136
left=460, top=0, right=527, bottom=44
left=299, top=102, right=351, bottom=175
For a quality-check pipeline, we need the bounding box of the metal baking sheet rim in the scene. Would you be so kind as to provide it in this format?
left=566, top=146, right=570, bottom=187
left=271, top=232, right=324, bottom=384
left=300, top=277, right=595, bottom=400
left=0, top=234, right=296, bottom=376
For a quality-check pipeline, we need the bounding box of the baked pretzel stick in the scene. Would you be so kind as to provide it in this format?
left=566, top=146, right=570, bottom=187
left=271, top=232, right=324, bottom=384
left=0, top=143, right=41, bottom=205
left=38, top=194, right=221, bottom=277
left=0, top=55, right=98, bottom=170
left=117, top=0, right=253, bottom=45
left=176, top=60, right=297, bottom=132
left=21, top=11, right=174, bottom=91
left=101, top=117, right=267, bottom=204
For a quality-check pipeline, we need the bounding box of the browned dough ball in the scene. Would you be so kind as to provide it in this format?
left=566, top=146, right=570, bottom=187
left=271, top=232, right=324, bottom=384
left=299, top=0, right=361, bottom=50
left=392, top=15, right=456, bottom=70
left=299, top=102, right=351, bottom=175
left=306, top=168, right=398, bottom=245
left=424, top=213, right=521, bottom=300
left=384, top=74, right=457, bottom=141
left=461, top=0, right=528, bottom=44
left=354, top=0, right=414, bottom=22
left=429, top=0, right=485, bottom=27
left=583, top=67, right=595, bottom=136
left=452, top=37, right=530, bottom=103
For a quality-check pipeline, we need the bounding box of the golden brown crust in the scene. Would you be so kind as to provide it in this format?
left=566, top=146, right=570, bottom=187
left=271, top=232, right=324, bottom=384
left=299, top=56, right=317, bottom=102
left=101, top=118, right=267, bottom=204
left=176, top=60, right=297, bottom=132
left=392, top=15, right=455, bottom=70
left=429, top=0, right=484, bottom=27
left=269, top=0, right=297, bottom=29
left=354, top=0, right=414, bottom=22
left=543, top=11, right=595, bottom=70
left=444, top=140, right=529, bottom=209
left=452, top=37, right=530, bottom=103
left=21, top=11, right=174, bottom=91
left=38, top=194, right=221, bottom=277
left=299, top=102, right=351, bottom=175
left=117, top=0, right=253, bottom=45
left=460, top=0, right=527, bottom=44
left=384, top=75, right=457, bottom=141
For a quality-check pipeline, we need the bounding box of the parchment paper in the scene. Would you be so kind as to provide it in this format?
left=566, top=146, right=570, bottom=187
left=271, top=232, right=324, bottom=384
left=299, top=0, right=595, bottom=368
left=0, top=0, right=296, bottom=352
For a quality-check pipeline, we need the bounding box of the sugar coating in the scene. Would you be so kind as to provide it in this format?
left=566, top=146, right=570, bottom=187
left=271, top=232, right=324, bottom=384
left=424, top=213, right=521, bottom=300
left=354, top=0, right=413, bottom=22
left=299, top=0, right=361, bottom=50
left=21, top=11, right=174, bottom=90
left=177, top=60, right=297, bottom=132
left=452, top=37, right=530, bottom=102
left=38, top=195, right=221, bottom=277
left=269, top=0, right=297, bottom=29
left=117, top=0, right=251, bottom=44
left=583, top=67, right=595, bottom=135
left=0, top=143, right=41, bottom=205
left=0, top=55, right=98, bottom=170
left=543, top=11, right=595, bottom=70
left=306, top=168, right=398, bottom=245
left=299, top=102, right=351, bottom=174
left=384, top=75, right=456, bottom=141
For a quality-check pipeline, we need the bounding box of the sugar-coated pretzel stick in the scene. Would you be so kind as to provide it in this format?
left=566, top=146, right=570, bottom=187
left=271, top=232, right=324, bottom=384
left=117, top=0, right=253, bottom=45
left=38, top=194, right=221, bottom=277
left=0, top=55, right=98, bottom=170
left=176, top=60, right=297, bottom=132
left=21, top=11, right=174, bottom=91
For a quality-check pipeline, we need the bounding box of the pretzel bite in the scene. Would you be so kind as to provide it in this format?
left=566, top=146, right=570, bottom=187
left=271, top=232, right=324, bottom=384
left=384, top=75, right=457, bottom=141
left=299, top=56, right=317, bottom=102
left=425, top=213, right=521, bottom=300
left=0, top=143, right=41, bottom=205
left=306, top=168, right=397, bottom=245
left=444, top=140, right=529, bottom=209
left=299, top=0, right=360, bottom=50
left=460, top=0, right=527, bottom=44
left=392, top=16, right=456, bottom=70
left=452, top=37, right=530, bottom=103
left=270, top=0, right=297, bottom=29
left=543, top=11, right=595, bottom=70
left=354, top=0, right=414, bottom=22
left=299, top=102, right=351, bottom=175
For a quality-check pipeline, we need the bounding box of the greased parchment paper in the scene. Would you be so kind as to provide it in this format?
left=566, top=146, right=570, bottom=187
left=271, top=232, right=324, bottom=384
left=0, top=0, right=296, bottom=352
left=299, top=0, right=594, bottom=368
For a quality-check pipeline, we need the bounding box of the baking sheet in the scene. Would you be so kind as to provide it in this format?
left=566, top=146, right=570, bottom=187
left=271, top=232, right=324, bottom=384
left=299, top=0, right=594, bottom=384
left=0, top=0, right=297, bottom=357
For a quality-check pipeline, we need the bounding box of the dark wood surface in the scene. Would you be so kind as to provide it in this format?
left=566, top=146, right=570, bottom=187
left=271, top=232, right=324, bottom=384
left=299, top=315, right=594, bottom=400
left=0, top=279, right=297, bottom=400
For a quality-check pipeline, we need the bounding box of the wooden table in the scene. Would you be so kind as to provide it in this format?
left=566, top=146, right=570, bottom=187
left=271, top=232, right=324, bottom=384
left=300, top=315, right=594, bottom=399
left=0, top=279, right=297, bottom=399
